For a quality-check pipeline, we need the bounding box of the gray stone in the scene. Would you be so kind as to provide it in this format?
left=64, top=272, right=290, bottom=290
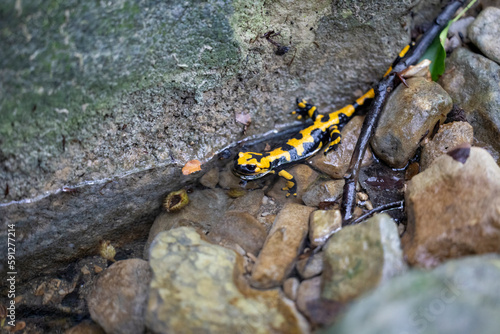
left=322, top=214, right=406, bottom=302
left=325, top=255, right=500, bottom=334
left=144, top=188, right=229, bottom=258
left=296, top=251, right=324, bottom=279
left=371, top=77, right=452, bottom=168
left=403, top=147, right=500, bottom=268
left=296, top=277, right=322, bottom=318
left=86, top=259, right=151, bottom=334
left=146, top=227, right=309, bottom=334
left=420, top=121, right=474, bottom=170
left=302, top=179, right=345, bottom=208
left=439, top=47, right=500, bottom=160
left=468, top=7, right=500, bottom=64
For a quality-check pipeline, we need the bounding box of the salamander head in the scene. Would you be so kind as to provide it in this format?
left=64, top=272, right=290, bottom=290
left=233, top=151, right=272, bottom=180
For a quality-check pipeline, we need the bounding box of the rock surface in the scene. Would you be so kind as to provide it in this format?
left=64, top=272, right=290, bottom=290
left=420, top=121, right=474, bottom=170
left=86, top=259, right=151, bottom=334
left=322, top=214, right=406, bottom=302
left=309, top=116, right=373, bottom=178
left=146, top=227, right=309, bottom=334
left=468, top=7, right=500, bottom=64
left=301, top=179, right=345, bottom=208
left=309, top=209, right=342, bottom=247
left=325, top=255, right=500, bottom=334
left=268, top=164, right=319, bottom=205
left=371, top=77, right=452, bottom=168
left=296, top=252, right=324, bottom=279
left=403, top=147, right=500, bottom=268
left=251, top=203, right=315, bottom=289
left=439, top=47, right=500, bottom=160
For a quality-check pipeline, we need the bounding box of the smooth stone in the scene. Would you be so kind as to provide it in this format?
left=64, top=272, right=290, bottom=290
left=420, top=121, right=474, bottom=170
left=283, top=277, right=300, bottom=301
left=309, top=209, right=342, bottom=248
left=86, top=259, right=151, bottom=334
left=301, top=179, right=345, bottom=208
left=439, top=47, right=500, bottom=159
left=251, top=203, right=315, bottom=289
left=296, top=276, right=322, bottom=318
left=296, top=252, right=323, bottom=279
left=199, top=167, right=219, bottom=189
left=309, top=116, right=372, bottom=178
left=228, top=189, right=265, bottom=217
left=146, top=227, right=309, bottom=334
left=403, top=147, right=500, bottom=268
left=268, top=164, right=319, bottom=205
left=468, top=7, right=500, bottom=64
left=325, top=255, right=500, bottom=334
left=322, top=214, right=406, bottom=302
left=371, top=77, right=452, bottom=168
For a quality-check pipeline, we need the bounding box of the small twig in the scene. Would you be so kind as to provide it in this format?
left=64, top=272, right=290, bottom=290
left=341, top=0, right=465, bottom=225
left=349, top=200, right=404, bottom=226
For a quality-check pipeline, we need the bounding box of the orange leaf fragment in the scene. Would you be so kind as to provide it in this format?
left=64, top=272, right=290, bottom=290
left=182, top=160, right=202, bottom=175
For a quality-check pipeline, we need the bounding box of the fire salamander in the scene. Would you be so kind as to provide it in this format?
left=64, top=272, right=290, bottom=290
left=233, top=43, right=413, bottom=197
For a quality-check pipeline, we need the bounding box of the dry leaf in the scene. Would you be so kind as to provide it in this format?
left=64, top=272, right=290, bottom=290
left=182, top=160, right=202, bottom=175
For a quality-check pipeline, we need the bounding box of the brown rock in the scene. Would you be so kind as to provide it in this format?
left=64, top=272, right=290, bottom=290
left=65, top=321, right=105, bottom=334
left=250, top=203, right=315, bottom=289
left=209, top=211, right=267, bottom=255
left=228, top=189, right=265, bottom=216
left=420, top=121, right=474, bottom=170
left=296, top=251, right=323, bottom=279
left=309, top=116, right=372, bottom=178
left=371, top=77, right=452, bottom=168
left=403, top=147, right=500, bottom=268
left=296, top=276, right=322, bottom=316
left=199, top=167, right=219, bottom=189
left=268, top=164, right=319, bottom=205
left=309, top=209, right=342, bottom=247
left=302, top=179, right=345, bottom=207
left=283, top=277, right=300, bottom=301
left=86, top=259, right=151, bottom=334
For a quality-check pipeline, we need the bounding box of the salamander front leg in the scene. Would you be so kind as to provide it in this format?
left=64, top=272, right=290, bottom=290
left=278, top=170, right=297, bottom=197
left=324, top=125, right=342, bottom=155
left=291, top=98, right=318, bottom=121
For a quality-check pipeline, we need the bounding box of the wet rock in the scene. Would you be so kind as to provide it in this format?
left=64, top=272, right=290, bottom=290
left=403, top=147, right=500, bottom=268
left=268, top=164, right=319, bottom=205
left=283, top=277, right=300, bottom=301
left=322, top=214, right=406, bottom=302
left=208, top=211, right=267, bottom=255
left=371, top=77, right=452, bottom=168
left=296, top=252, right=323, bottom=279
left=199, top=168, right=219, bottom=189
left=296, top=277, right=322, bottom=318
left=144, top=188, right=229, bottom=258
left=86, top=259, right=151, bottom=334
left=228, top=189, right=265, bottom=217
left=325, top=255, right=500, bottom=334
left=445, top=17, right=475, bottom=52
left=146, top=227, right=309, bottom=334
left=309, top=116, right=372, bottom=178
left=65, top=321, right=106, bottom=334
left=309, top=209, right=342, bottom=248
left=302, top=179, right=345, bottom=208
left=251, top=203, right=315, bottom=289
left=420, top=121, right=474, bottom=170
left=439, top=47, right=500, bottom=158
left=468, top=7, right=500, bottom=64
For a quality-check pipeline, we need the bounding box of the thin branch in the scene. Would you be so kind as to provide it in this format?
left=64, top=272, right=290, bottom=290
left=341, top=0, right=466, bottom=225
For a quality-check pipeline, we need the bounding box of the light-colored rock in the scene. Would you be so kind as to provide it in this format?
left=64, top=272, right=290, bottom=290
left=296, top=277, right=322, bottom=317
left=146, top=227, right=309, bottom=334
left=322, top=214, right=406, bottom=302
left=439, top=47, right=500, bottom=160
left=371, top=77, right=452, bottom=168
left=296, top=252, right=323, bottom=279
left=403, top=147, right=500, bottom=268
left=309, top=116, right=372, bottom=178
left=144, top=188, right=229, bottom=258
left=420, top=121, right=474, bottom=170
left=301, top=179, right=345, bottom=208
left=283, top=277, right=300, bottom=301
left=309, top=209, right=342, bottom=247
left=325, top=255, right=500, bottom=334
left=86, top=259, right=151, bottom=334
left=468, top=7, right=500, bottom=64
left=251, top=203, right=315, bottom=289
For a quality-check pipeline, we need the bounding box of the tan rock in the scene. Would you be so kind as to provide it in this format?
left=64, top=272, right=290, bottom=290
left=296, top=251, right=323, bottom=279
left=228, top=189, right=265, bottom=216
left=199, top=167, right=219, bottom=189
left=420, top=121, right=474, bottom=170
left=250, top=203, right=315, bottom=289
left=309, top=209, right=342, bottom=247
left=268, top=164, right=319, bottom=205
left=403, top=147, right=500, bottom=268
left=302, top=179, right=345, bottom=207
left=296, top=276, right=321, bottom=316
left=86, top=259, right=151, bottom=334
left=309, top=116, right=372, bottom=178
left=147, top=227, right=309, bottom=334
left=283, top=277, right=300, bottom=301
left=371, top=77, right=452, bottom=168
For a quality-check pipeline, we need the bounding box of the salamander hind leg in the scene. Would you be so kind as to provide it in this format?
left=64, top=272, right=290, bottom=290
left=291, top=98, right=318, bottom=121
left=278, top=170, right=297, bottom=197
left=324, top=126, right=342, bottom=155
